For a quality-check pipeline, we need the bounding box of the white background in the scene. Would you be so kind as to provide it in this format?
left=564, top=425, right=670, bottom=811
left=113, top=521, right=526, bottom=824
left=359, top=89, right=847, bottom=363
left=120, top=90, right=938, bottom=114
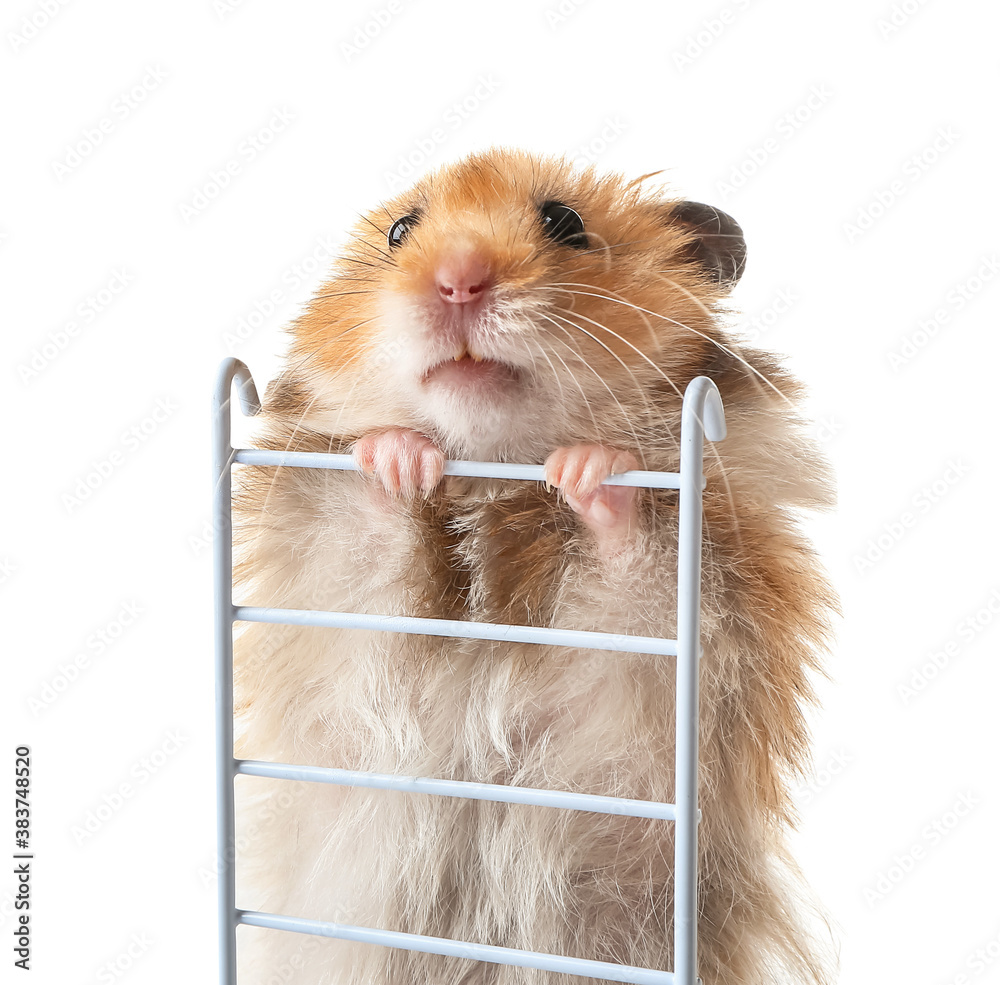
left=4, top=0, right=1000, bottom=982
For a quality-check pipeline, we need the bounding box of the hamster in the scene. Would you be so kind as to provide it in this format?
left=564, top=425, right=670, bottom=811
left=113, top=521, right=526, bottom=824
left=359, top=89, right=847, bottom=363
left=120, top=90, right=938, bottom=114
left=232, top=148, right=837, bottom=985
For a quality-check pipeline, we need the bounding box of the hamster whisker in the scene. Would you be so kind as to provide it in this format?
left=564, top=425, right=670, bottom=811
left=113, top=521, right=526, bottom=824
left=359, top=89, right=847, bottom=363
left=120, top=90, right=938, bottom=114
left=352, top=238, right=394, bottom=262
left=257, top=318, right=386, bottom=522
left=551, top=301, right=743, bottom=548
left=650, top=272, right=795, bottom=409
left=326, top=363, right=382, bottom=443
left=554, top=282, right=795, bottom=411
left=543, top=310, right=672, bottom=461
left=544, top=324, right=675, bottom=500
left=542, top=334, right=661, bottom=531
left=244, top=385, right=333, bottom=555
left=358, top=213, right=390, bottom=238
left=549, top=305, right=733, bottom=544
left=511, top=210, right=534, bottom=261
left=536, top=314, right=624, bottom=442
left=572, top=231, right=613, bottom=272
left=550, top=303, right=681, bottom=403
left=284, top=317, right=382, bottom=379
left=568, top=237, right=662, bottom=261
left=339, top=255, right=384, bottom=271
left=514, top=247, right=541, bottom=271
left=313, top=290, right=378, bottom=300
left=548, top=282, right=657, bottom=349
left=523, top=333, right=580, bottom=434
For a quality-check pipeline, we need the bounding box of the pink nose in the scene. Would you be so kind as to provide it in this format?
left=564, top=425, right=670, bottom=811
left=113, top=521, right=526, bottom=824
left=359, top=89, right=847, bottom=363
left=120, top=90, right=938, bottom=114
left=436, top=252, right=491, bottom=304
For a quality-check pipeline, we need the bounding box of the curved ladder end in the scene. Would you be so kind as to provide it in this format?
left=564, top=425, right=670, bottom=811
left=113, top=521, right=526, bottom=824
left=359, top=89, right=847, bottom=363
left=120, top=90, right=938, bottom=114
left=703, top=385, right=726, bottom=443
left=684, top=376, right=727, bottom=443
left=216, top=357, right=261, bottom=417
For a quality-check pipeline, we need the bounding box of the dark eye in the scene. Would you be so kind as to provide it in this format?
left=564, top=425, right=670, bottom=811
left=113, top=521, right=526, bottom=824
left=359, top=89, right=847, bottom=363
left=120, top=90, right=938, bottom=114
left=387, top=213, right=419, bottom=250
left=539, top=201, right=587, bottom=249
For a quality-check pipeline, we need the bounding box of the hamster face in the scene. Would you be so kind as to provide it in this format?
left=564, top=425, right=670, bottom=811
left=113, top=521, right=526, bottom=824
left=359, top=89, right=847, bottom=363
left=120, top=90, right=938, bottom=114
left=290, top=149, right=746, bottom=459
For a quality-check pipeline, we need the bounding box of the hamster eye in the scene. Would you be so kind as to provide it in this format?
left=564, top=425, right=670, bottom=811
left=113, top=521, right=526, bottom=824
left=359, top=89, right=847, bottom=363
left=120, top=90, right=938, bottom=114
left=539, top=201, right=587, bottom=249
left=387, top=213, right=419, bottom=250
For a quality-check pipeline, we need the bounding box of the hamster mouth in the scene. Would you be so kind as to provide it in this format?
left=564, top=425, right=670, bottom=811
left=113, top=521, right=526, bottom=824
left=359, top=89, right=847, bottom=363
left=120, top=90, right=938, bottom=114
left=421, top=345, right=521, bottom=391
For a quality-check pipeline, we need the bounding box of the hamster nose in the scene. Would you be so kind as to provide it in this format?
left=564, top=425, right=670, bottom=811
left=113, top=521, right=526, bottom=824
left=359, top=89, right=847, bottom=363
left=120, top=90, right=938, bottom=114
left=436, top=252, right=491, bottom=304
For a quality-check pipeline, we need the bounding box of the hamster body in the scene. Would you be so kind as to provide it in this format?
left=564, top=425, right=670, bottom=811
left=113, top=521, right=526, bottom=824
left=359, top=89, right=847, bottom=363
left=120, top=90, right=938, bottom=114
left=232, top=148, right=837, bottom=985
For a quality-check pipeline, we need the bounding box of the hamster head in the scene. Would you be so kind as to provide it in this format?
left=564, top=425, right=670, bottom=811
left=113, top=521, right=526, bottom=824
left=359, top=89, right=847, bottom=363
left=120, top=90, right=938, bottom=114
left=290, top=148, right=746, bottom=460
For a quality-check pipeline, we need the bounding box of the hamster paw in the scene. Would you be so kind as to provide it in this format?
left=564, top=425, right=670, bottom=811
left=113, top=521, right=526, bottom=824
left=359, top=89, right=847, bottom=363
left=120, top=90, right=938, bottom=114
left=352, top=428, right=446, bottom=496
left=544, top=444, right=639, bottom=546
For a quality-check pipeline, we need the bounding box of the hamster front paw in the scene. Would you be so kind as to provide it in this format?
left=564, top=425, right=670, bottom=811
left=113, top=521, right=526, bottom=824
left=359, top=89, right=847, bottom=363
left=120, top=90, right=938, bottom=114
left=544, top=444, right=639, bottom=548
left=352, top=428, right=445, bottom=496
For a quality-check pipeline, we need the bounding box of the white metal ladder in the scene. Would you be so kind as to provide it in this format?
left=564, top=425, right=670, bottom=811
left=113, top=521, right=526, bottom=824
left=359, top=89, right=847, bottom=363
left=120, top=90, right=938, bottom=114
left=213, top=356, right=725, bottom=985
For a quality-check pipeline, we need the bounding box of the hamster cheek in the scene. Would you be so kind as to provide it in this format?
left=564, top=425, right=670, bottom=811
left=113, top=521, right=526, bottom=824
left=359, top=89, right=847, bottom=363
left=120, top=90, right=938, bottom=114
left=544, top=445, right=640, bottom=553
left=352, top=427, right=446, bottom=497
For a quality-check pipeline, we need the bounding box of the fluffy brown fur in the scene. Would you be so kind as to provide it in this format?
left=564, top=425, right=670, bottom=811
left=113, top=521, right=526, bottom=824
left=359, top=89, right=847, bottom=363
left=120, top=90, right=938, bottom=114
left=231, top=148, right=837, bottom=985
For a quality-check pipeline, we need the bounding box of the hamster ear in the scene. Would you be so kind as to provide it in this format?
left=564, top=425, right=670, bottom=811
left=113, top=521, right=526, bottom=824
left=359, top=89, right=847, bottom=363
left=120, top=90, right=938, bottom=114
left=668, top=201, right=747, bottom=289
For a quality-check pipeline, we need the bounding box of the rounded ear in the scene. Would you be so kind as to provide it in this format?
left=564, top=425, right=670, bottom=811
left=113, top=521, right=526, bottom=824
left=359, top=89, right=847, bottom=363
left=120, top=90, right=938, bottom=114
left=668, top=201, right=747, bottom=289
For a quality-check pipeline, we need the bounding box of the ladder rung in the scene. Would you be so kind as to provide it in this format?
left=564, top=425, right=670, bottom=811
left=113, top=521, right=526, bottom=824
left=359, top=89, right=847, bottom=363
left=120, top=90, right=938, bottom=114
left=233, top=448, right=685, bottom=490
left=233, top=606, right=679, bottom=657
left=235, top=759, right=678, bottom=821
left=237, top=909, right=675, bottom=985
